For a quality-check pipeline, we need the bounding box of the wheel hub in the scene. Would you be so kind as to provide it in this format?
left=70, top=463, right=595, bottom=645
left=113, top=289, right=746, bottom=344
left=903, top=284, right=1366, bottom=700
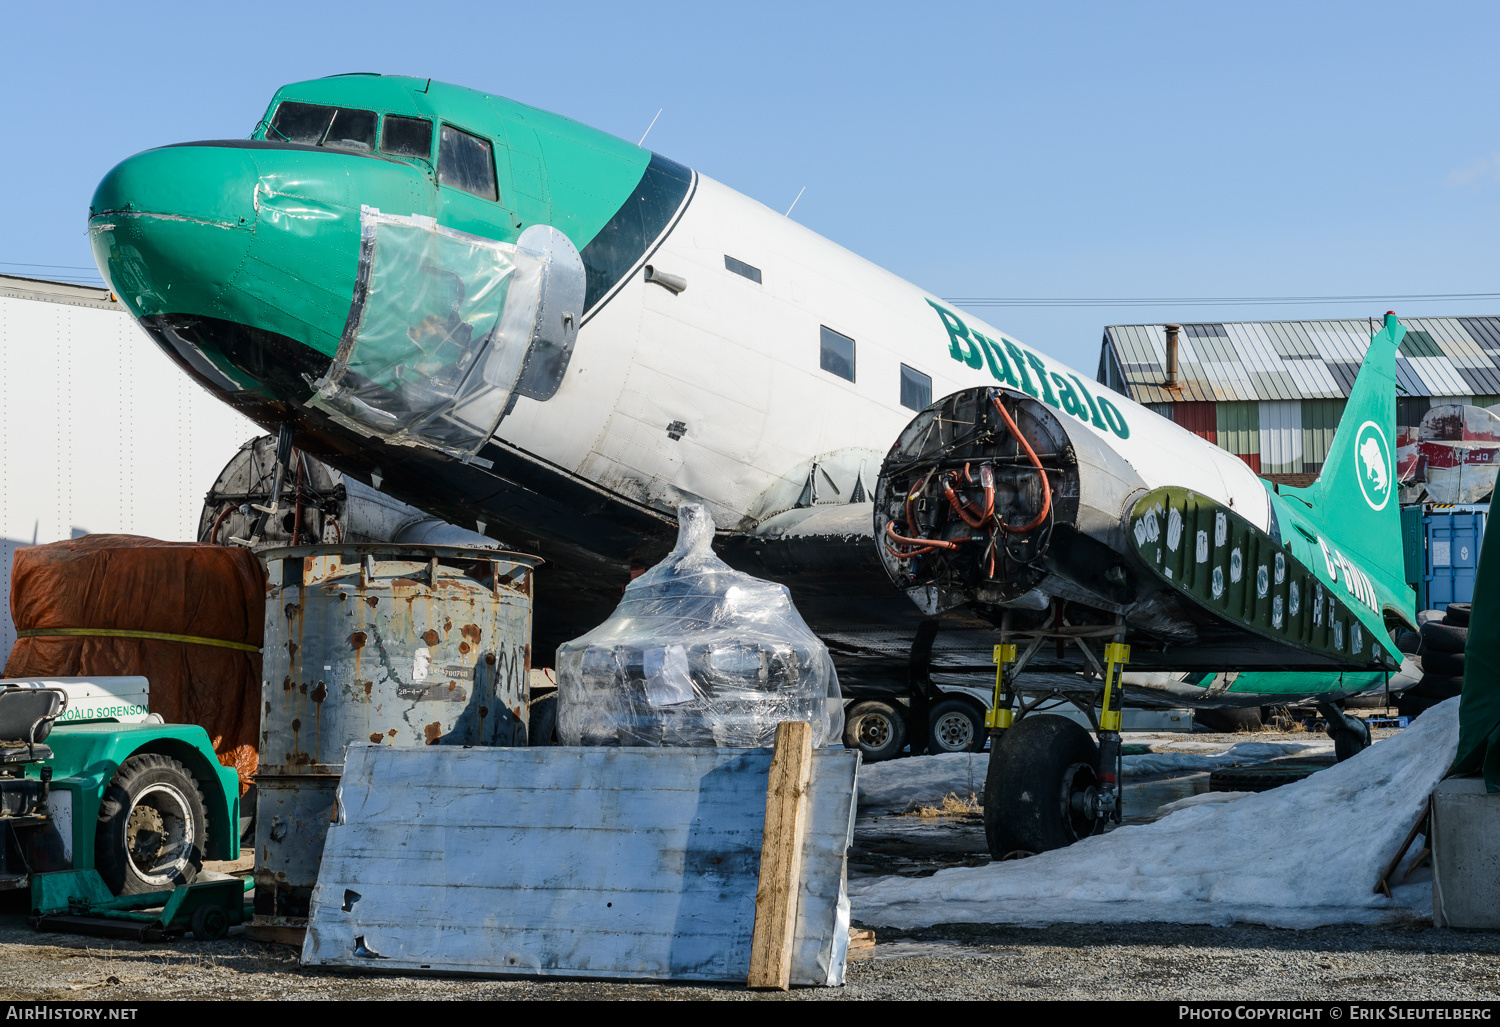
left=934, top=712, right=974, bottom=750
left=126, top=806, right=166, bottom=862
left=1060, top=761, right=1102, bottom=840
left=125, top=783, right=196, bottom=884
left=857, top=714, right=892, bottom=748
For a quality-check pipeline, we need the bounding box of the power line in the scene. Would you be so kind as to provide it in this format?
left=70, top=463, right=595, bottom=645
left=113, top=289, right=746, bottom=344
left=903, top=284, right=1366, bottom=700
left=0, top=261, right=102, bottom=272
left=945, top=292, right=1500, bottom=308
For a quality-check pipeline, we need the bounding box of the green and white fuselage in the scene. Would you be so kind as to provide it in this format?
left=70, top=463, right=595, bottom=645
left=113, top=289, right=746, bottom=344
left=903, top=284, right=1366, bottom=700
left=87, top=74, right=1414, bottom=706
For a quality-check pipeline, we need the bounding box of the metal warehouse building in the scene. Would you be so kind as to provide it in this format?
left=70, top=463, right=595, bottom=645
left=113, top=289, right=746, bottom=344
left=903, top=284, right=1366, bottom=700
left=1097, top=316, right=1500, bottom=482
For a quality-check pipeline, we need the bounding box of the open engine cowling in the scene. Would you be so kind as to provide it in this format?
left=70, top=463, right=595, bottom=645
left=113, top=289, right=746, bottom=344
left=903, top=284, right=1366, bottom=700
left=874, top=387, right=1149, bottom=621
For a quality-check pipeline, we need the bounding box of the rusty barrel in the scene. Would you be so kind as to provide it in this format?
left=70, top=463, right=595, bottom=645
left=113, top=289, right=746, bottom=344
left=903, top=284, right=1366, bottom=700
left=253, top=544, right=539, bottom=921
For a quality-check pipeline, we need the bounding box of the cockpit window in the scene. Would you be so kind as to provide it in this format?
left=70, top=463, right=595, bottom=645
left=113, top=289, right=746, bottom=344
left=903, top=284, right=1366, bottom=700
left=438, top=125, right=498, bottom=201
left=268, top=101, right=376, bottom=152
left=268, top=102, right=334, bottom=144
left=324, top=108, right=376, bottom=152
left=382, top=116, right=433, bottom=159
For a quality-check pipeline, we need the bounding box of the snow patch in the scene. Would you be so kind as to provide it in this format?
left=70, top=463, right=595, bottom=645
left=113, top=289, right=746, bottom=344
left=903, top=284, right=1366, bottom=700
left=1154, top=790, right=1252, bottom=816
left=851, top=699, right=1457, bottom=929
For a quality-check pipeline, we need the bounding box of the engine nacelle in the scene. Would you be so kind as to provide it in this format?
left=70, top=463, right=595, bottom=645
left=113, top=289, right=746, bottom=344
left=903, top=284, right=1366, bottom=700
left=874, top=387, right=1150, bottom=621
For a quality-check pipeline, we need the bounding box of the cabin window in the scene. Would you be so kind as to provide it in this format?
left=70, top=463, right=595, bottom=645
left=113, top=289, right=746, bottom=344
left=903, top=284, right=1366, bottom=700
left=268, top=101, right=376, bottom=152
left=382, top=116, right=433, bottom=159
left=820, top=326, right=855, bottom=382
left=438, top=125, right=498, bottom=201
left=900, top=364, right=931, bottom=411
left=724, top=255, right=761, bottom=284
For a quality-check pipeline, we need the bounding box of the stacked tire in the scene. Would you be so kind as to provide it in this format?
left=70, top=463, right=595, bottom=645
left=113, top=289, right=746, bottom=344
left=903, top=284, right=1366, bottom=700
left=1398, top=603, right=1469, bottom=720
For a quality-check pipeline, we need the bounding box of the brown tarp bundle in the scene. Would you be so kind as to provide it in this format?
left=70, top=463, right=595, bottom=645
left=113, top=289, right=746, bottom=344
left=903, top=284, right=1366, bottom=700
left=5, top=535, right=265, bottom=792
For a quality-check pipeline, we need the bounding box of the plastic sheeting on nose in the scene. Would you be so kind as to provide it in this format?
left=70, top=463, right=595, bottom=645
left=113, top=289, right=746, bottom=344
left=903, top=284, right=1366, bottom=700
left=308, top=208, right=582, bottom=463
left=556, top=502, right=844, bottom=748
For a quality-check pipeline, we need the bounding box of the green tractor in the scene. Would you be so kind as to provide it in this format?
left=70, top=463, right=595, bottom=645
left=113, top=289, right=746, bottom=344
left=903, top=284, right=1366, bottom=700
left=0, top=680, right=245, bottom=938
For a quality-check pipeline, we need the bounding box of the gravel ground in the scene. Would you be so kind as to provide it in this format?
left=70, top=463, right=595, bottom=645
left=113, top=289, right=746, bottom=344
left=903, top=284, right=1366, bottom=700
left=5, top=723, right=1478, bottom=1002
left=1, top=914, right=1497, bottom=1001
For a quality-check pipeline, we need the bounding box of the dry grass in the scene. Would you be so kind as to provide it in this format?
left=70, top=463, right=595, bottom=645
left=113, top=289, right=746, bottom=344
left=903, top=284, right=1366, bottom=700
left=911, top=793, right=983, bottom=818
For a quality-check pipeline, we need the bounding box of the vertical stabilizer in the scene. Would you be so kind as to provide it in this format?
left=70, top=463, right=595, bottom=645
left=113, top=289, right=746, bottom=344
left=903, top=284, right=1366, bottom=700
left=1304, top=312, right=1405, bottom=585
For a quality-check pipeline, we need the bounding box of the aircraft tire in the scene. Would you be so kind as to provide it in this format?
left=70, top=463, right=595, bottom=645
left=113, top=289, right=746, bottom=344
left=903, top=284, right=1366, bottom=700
left=1445, top=603, right=1472, bottom=627
left=1420, top=622, right=1468, bottom=653
left=1423, top=649, right=1465, bottom=677
left=984, top=714, right=1100, bottom=857
left=927, top=698, right=987, bottom=754
left=527, top=692, right=559, bottom=745
left=844, top=700, right=908, bottom=762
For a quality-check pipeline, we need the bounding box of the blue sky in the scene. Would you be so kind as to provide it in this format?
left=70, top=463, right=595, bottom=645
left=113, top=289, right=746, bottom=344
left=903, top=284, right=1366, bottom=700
left=4, top=1, right=1498, bottom=372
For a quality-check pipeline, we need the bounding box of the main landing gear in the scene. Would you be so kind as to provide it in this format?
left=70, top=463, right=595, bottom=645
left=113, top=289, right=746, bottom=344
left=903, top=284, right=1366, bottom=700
left=983, top=617, right=1132, bottom=858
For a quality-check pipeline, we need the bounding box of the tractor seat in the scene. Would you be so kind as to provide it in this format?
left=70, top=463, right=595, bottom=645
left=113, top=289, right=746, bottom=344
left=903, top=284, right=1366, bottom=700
left=0, top=741, right=52, bottom=763
left=0, top=687, right=64, bottom=761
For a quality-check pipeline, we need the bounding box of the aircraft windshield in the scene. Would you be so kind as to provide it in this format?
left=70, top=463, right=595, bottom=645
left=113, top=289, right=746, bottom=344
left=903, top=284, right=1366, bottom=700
left=268, top=101, right=377, bottom=153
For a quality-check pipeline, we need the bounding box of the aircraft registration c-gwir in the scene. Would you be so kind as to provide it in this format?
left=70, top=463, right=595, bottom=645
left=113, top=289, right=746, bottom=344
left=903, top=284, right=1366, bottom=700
left=87, top=74, right=1417, bottom=854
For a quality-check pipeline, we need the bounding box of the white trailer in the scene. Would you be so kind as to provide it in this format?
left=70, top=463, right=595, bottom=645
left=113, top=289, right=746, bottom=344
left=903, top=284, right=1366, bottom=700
left=0, top=274, right=258, bottom=656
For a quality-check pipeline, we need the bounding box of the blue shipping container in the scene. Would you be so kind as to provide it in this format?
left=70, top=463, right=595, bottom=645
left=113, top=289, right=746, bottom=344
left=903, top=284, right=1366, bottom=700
left=1425, top=504, right=1489, bottom=608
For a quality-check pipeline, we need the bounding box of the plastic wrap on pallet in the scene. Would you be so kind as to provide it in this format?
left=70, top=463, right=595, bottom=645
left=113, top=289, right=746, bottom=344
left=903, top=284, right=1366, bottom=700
left=308, top=208, right=584, bottom=462
left=556, top=503, right=844, bottom=748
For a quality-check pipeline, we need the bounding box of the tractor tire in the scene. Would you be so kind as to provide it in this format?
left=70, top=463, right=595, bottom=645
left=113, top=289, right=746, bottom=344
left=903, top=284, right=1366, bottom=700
left=95, top=753, right=208, bottom=896
left=1420, top=621, right=1468, bottom=654
left=984, top=714, right=1101, bottom=857
left=844, top=700, right=908, bottom=762
left=928, top=697, right=987, bottom=754
left=527, top=692, right=559, bottom=746
left=1445, top=603, right=1472, bottom=627
left=1423, top=649, right=1465, bottom=677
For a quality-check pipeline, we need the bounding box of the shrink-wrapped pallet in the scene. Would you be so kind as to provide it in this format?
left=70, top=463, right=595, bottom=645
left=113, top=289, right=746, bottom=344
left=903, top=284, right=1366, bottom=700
left=557, top=504, right=843, bottom=748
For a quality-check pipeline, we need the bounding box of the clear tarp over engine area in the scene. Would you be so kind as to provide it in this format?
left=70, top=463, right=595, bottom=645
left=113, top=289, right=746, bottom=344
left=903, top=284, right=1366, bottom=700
left=309, top=208, right=584, bottom=463
left=556, top=504, right=844, bottom=748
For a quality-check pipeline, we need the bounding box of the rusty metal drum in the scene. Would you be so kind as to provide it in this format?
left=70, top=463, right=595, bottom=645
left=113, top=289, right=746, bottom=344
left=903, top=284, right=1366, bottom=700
left=253, top=544, right=538, bottom=919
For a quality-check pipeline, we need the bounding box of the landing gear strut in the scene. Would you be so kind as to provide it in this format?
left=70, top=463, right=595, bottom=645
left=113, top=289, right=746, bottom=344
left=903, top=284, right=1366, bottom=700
left=1317, top=700, right=1371, bottom=763
left=983, top=617, right=1131, bottom=857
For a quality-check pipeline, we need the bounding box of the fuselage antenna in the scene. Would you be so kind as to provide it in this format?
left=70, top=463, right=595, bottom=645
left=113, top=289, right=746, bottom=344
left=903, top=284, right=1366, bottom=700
left=785, top=186, right=806, bottom=217
left=638, top=108, right=662, bottom=147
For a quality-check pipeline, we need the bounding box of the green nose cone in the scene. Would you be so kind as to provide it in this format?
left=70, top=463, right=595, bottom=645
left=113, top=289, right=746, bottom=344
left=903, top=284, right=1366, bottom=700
left=89, top=144, right=259, bottom=321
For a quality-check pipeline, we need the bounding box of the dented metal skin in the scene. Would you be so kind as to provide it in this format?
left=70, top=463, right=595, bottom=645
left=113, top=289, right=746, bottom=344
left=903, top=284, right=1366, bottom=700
left=255, top=543, right=536, bottom=917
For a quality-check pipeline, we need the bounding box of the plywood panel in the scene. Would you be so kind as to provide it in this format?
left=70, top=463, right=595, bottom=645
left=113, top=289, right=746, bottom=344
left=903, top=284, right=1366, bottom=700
left=303, top=745, right=859, bottom=985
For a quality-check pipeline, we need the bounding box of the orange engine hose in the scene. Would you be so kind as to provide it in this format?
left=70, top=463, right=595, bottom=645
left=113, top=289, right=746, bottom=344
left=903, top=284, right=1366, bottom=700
left=885, top=521, right=963, bottom=552
left=943, top=476, right=990, bottom=529
left=208, top=505, right=233, bottom=545
left=990, top=394, right=1053, bottom=533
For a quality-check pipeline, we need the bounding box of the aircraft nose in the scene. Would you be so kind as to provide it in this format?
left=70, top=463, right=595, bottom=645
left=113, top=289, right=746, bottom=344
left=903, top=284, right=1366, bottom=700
left=89, top=144, right=258, bottom=318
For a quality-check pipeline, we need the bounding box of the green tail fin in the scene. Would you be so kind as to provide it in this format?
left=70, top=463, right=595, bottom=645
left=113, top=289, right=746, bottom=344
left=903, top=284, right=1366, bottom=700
left=1303, top=311, right=1405, bottom=596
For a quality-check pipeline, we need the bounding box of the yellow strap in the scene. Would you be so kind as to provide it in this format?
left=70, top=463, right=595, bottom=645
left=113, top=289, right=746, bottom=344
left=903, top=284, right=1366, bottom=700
left=17, top=627, right=262, bottom=654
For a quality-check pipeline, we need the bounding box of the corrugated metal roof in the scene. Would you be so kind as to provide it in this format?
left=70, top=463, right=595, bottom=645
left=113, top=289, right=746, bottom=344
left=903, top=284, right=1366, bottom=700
left=1104, top=316, right=1500, bottom=405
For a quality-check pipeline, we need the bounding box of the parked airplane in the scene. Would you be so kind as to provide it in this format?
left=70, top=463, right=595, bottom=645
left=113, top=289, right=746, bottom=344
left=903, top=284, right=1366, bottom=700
left=88, top=74, right=1416, bottom=852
